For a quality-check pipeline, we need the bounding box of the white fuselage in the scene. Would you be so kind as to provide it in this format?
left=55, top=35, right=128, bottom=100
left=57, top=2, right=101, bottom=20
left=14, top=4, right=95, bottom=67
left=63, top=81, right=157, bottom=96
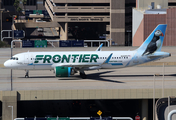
left=4, top=51, right=136, bottom=70
left=4, top=50, right=170, bottom=71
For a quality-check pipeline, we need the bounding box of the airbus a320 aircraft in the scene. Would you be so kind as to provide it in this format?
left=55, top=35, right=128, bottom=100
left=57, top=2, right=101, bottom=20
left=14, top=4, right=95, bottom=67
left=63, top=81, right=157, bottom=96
left=4, top=24, right=171, bottom=78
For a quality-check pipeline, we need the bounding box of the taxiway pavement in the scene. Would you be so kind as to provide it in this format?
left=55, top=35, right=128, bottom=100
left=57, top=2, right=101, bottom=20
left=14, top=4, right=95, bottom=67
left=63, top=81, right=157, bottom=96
left=0, top=47, right=176, bottom=91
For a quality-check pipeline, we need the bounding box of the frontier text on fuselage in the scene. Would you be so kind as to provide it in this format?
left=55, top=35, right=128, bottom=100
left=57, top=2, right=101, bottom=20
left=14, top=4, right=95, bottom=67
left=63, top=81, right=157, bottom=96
left=34, top=54, right=99, bottom=63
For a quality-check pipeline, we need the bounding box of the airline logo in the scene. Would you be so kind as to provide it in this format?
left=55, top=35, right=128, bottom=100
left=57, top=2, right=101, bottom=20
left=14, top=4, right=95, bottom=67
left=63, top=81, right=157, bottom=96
left=34, top=54, right=99, bottom=63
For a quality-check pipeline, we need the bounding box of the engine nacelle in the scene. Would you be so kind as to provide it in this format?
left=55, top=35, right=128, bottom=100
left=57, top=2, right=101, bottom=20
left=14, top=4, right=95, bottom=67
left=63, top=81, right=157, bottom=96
left=55, top=66, right=74, bottom=77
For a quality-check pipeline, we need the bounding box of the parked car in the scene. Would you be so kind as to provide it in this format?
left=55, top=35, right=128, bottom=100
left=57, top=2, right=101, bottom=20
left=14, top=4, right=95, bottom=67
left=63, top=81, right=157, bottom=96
left=36, top=19, right=46, bottom=22
left=37, top=28, right=44, bottom=32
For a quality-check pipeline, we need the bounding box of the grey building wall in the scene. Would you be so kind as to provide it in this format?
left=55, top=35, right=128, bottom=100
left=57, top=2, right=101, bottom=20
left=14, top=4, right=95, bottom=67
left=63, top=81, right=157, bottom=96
left=37, top=0, right=45, bottom=10
left=110, top=0, right=125, bottom=45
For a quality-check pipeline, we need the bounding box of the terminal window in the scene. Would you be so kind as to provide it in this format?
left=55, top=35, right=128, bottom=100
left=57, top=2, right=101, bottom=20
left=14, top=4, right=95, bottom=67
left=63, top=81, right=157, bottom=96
left=3, top=0, right=15, bottom=5
left=26, top=0, right=36, bottom=5
left=68, top=22, right=108, bottom=40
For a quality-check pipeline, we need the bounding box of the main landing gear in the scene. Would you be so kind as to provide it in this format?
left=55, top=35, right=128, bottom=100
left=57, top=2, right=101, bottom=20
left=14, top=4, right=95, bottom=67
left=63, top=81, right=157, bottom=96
left=79, top=70, right=87, bottom=79
left=25, top=70, right=29, bottom=78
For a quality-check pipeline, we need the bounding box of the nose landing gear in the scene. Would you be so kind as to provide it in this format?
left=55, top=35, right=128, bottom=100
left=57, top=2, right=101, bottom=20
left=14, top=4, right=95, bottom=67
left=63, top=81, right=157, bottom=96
left=25, top=70, right=29, bottom=78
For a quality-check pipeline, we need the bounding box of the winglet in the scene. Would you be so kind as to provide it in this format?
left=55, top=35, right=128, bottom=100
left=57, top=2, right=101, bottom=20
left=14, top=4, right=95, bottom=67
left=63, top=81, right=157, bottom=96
left=102, top=53, right=113, bottom=64
left=96, top=43, right=103, bottom=51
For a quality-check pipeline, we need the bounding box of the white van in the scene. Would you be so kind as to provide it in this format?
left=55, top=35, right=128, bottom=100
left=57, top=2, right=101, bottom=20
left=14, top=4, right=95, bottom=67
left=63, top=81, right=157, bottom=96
left=38, top=28, right=44, bottom=32
left=14, top=118, right=24, bottom=120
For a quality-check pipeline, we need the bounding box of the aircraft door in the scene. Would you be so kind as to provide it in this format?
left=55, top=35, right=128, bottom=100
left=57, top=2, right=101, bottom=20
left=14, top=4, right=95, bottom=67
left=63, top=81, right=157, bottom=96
left=28, top=54, right=33, bottom=64
left=24, top=54, right=29, bottom=64
left=29, top=54, right=34, bottom=69
left=24, top=54, right=34, bottom=69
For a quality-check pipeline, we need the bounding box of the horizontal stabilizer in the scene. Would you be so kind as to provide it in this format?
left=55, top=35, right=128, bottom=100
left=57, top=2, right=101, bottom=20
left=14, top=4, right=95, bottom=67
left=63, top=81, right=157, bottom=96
left=147, top=52, right=171, bottom=59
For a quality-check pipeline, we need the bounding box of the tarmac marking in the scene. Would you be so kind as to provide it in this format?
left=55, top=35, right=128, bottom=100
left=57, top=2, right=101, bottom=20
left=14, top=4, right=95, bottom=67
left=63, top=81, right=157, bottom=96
left=3, top=79, right=175, bottom=84
left=138, top=62, right=176, bottom=66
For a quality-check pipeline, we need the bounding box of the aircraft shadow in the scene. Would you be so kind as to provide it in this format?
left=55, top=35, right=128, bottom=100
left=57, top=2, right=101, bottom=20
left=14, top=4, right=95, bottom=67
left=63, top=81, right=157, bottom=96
left=18, top=73, right=176, bottom=84
left=166, top=74, right=176, bottom=77
left=58, top=73, right=176, bottom=83
left=59, top=71, right=124, bottom=83
left=96, top=74, right=176, bottom=78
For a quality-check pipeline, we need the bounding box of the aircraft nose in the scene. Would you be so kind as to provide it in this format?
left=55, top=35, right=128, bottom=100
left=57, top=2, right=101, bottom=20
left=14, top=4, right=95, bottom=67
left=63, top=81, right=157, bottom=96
left=4, top=60, right=10, bottom=68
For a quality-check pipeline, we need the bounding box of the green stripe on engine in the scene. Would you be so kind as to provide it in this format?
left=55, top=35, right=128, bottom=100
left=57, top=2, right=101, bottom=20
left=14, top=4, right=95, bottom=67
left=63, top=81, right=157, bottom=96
left=55, top=66, right=70, bottom=77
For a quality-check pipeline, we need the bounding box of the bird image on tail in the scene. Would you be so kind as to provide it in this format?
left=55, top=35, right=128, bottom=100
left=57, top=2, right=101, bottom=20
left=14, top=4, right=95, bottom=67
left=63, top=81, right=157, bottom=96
left=142, top=30, right=164, bottom=56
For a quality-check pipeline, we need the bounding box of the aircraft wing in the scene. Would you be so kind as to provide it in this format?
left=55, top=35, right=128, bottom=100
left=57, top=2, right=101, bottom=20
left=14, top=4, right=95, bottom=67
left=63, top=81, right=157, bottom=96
left=51, top=63, right=101, bottom=68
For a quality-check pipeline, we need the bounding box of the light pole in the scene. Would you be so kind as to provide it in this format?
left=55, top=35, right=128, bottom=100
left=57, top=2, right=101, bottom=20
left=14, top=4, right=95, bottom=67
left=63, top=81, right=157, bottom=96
left=0, top=10, right=2, bottom=41
left=10, top=15, right=16, bottom=91
left=0, top=9, right=4, bottom=40
left=8, top=106, right=13, bottom=120
left=153, top=74, right=156, bottom=120
left=162, top=63, right=165, bottom=97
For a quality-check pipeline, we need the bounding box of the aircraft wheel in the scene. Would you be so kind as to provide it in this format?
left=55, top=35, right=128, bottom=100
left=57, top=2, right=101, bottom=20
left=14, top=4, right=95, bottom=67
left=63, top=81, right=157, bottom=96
left=80, top=72, right=87, bottom=79
left=25, top=75, right=29, bottom=78
left=25, top=70, right=29, bottom=78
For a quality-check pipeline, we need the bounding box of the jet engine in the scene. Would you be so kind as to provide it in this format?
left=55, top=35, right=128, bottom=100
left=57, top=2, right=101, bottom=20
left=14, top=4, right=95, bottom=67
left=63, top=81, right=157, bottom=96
left=54, top=66, right=75, bottom=77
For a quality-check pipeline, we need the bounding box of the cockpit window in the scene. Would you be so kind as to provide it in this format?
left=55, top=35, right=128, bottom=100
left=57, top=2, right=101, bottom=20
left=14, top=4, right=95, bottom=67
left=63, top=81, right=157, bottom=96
left=10, top=57, right=18, bottom=60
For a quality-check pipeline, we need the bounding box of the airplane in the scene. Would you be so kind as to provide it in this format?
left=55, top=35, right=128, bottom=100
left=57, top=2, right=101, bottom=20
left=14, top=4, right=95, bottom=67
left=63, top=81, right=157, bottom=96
left=4, top=24, right=171, bottom=79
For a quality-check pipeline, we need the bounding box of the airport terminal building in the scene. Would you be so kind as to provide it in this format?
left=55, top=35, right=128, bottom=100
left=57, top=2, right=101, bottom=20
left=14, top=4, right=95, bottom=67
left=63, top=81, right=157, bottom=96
left=44, top=0, right=136, bottom=46
left=0, top=0, right=136, bottom=46
left=1, top=1, right=176, bottom=120
left=1, top=0, right=176, bottom=46
left=133, top=0, right=176, bottom=46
